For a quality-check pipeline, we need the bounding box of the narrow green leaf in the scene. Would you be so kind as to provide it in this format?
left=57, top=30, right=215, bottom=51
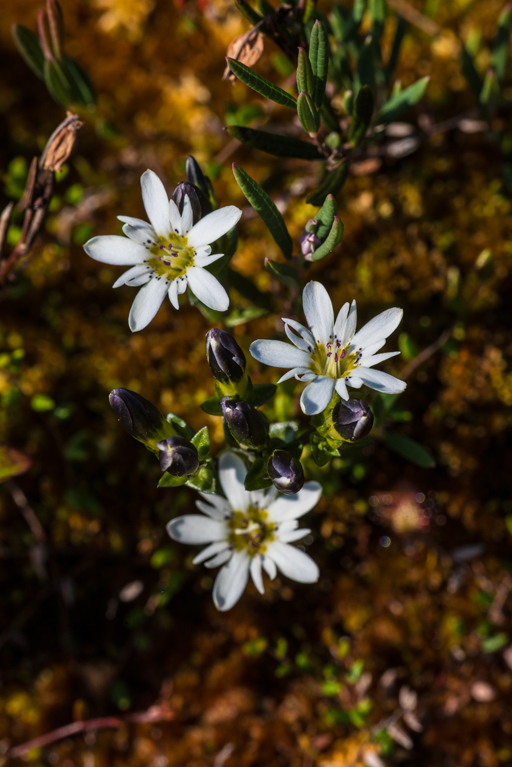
left=200, top=396, right=222, bottom=416
left=225, top=306, right=268, bottom=326
left=357, top=35, right=376, bottom=92
left=0, top=444, right=33, bottom=483
left=310, top=216, right=343, bottom=260
left=306, top=163, right=349, bottom=206
left=377, top=76, right=429, bottom=123
left=187, top=287, right=224, bottom=322
left=310, top=434, right=333, bottom=466
left=309, top=20, right=328, bottom=109
left=352, top=0, right=366, bottom=25
left=315, top=194, right=337, bottom=239
left=228, top=126, right=323, bottom=160
left=493, top=5, right=511, bottom=82
left=348, top=85, right=374, bottom=147
left=264, top=257, right=298, bottom=289
left=383, top=432, right=435, bottom=468
left=244, top=457, right=273, bottom=491
left=191, top=426, right=210, bottom=459
left=63, top=57, right=96, bottom=105
left=480, top=68, right=500, bottom=112
left=369, top=0, right=386, bottom=41
left=342, top=90, right=354, bottom=116
left=186, top=460, right=216, bottom=493
left=385, top=15, right=407, bottom=85
left=227, top=58, right=297, bottom=109
left=303, top=0, right=316, bottom=24
left=251, top=383, right=277, bottom=407
left=461, top=47, right=483, bottom=101
left=227, top=267, right=273, bottom=310
left=233, top=164, right=293, bottom=259
left=297, top=91, right=320, bottom=133
left=297, top=47, right=314, bottom=96
left=320, top=101, right=341, bottom=132
left=258, top=0, right=274, bottom=15
left=235, top=0, right=264, bottom=25
left=44, top=57, right=73, bottom=106
left=12, top=25, right=45, bottom=79
left=158, top=473, right=188, bottom=488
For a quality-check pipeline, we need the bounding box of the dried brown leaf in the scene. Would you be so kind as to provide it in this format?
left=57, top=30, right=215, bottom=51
left=223, top=30, right=264, bottom=81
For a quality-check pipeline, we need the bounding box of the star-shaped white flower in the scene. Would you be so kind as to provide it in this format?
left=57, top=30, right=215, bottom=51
left=167, top=452, right=321, bottom=612
left=250, top=281, right=406, bottom=416
left=83, top=170, right=242, bottom=331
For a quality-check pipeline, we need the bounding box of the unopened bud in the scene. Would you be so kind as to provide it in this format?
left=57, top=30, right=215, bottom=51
left=333, top=398, right=374, bottom=441
left=109, top=388, right=174, bottom=448
left=300, top=230, right=321, bottom=257
left=220, top=397, right=268, bottom=450
left=206, top=328, right=246, bottom=385
left=156, top=436, right=199, bottom=476
left=267, top=450, right=305, bottom=495
left=40, top=112, right=83, bottom=172
left=172, top=181, right=212, bottom=225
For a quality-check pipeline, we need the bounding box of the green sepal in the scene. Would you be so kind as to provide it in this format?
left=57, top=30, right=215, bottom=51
left=348, top=85, right=374, bottom=147
left=297, top=47, right=314, bottom=96
left=264, top=257, right=299, bottom=289
left=383, top=432, right=435, bottom=468
left=310, top=433, right=334, bottom=467
left=233, top=164, right=293, bottom=259
left=385, top=15, right=406, bottom=85
left=493, top=5, right=512, bottom=82
left=234, top=0, right=264, bottom=26
left=297, top=91, right=320, bottom=134
left=200, top=396, right=223, bottom=416
left=12, top=25, right=45, bottom=79
left=158, top=473, right=188, bottom=488
left=310, top=216, right=343, bottom=261
left=191, top=426, right=210, bottom=460
left=315, top=194, right=337, bottom=239
left=251, top=383, right=277, bottom=407
left=0, top=443, right=33, bottom=483
left=309, top=20, right=328, bottom=109
left=244, top=457, right=273, bottom=491
left=186, top=459, right=217, bottom=493
left=228, top=126, right=323, bottom=160
left=307, top=163, right=349, bottom=206
left=377, top=76, right=429, bottom=123
left=461, top=47, right=483, bottom=101
left=227, top=58, right=297, bottom=110
left=166, top=411, right=195, bottom=439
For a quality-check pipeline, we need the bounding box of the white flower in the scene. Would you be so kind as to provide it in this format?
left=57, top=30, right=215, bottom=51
left=167, top=452, right=321, bottom=612
left=83, top=170, right=242, bottom=331
left=249, top=281, right=406, bottom=416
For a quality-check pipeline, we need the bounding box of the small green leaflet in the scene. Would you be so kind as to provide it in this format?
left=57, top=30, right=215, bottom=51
left=383, top=432, right=435, bottom=468
left=228, top=126, right=323, bottom=160
left=377, top=76, right=429, bottom=123
left=227, top=58, right=297, bottom=110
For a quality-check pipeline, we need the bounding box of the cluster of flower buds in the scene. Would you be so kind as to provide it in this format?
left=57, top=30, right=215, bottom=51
left=267, top=450, right=305, bottom=495
left=298, top=194, right=343, bottom=262
left=220, top=397, right=268, bottom=451
left=332, top=399, right=374, bottom=442
left=157, top=436, right=199, bottom=476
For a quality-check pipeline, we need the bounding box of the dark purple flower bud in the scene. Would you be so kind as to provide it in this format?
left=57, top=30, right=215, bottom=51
left=156, top=436, right=199, bottom=476
left=267, top=450, right=305, bottom=495
left=109, top=388, right=173, bottom=448
left=220, top=397, right=268, bottom=450
left=333, top=398, right=374, bottom=441
left=172, top=181, right=212, bottom=225
left=185, top=155, right=210, bottom=198
left=206, top=328, right=246, bottom=385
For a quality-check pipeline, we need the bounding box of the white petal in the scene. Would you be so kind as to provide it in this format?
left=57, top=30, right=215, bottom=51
left=177, top=277, right=187, bottom=294
left=262, top=555, right=277, bottom=580
left=340, top=300, right=357, bottom=345
left=84, top=235, right=147, bottom=265
left=212, top=551, right=250, bottom=611
left=186, top=266, right=229, bottom=312
left=358, top=351, right=400, bottom=368
left=194, top=251, right=225, bottom=268
left=181, top=195, right=193, bottom=233
left=193, top=541, right=229, bottom=565
left=219, top=452, right=251, bottom=512
left=204, top=549, right=233, bottom=568
left=266, top=541, right=319, bottom=583
left=169, top=199, right=182, bottom=235
left=118, top=215, right=150, bottom=227
left=356, top=367, right=407, bottom=393
left=141, top=170, right=170, bottom=237
left=128, top=277, right=169, bottom=332
left=167, top=515, right=227, bottom=544
left=278, top=527, right=311, bottom=543
left=284, top=323, right=314, bottom=352
left=333, top=301, right=350, bottom=339
left=122, top=221, right=156, bottom=246
left=113, top=264, right=151, bottom=288
left=168, top=279, right=179, bottom=310
left=195, top=500, right=229, bottom=520
left=303, top=281, right=334, bottom=346
left=351, top=308, right=403, bottom=349
left=198, top=492, right=231, bottom=514
left=187, top=206, right=242, bottom=248
left=126, top=273, right=152, bottom=287
left=277, top=367, right=310, bottom=384
left=300, top=377, right=335, bottom=415
left=346, top=375, right=363, bottom=388
left=335, top=377, right=349, bottom=400
left=296, top=372, right=318, bottom=382
left=359, top=339, right=386, bottom=357
left=282, top=318, right=316, bottom=348
left=250, top=556, right=265, bottom=595
left=267, top=481, right=322, bottom=522
left=250, top=340, right=311, bottom=369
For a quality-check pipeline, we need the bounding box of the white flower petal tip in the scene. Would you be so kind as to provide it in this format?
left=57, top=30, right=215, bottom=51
left=167, top=450, right=321, bottom=611
left=128, top=277, right=169, bottom=332
left=251, top=280, right=405, bottom=414
left=187, top=206, right=242, bottom=248
left=83, top=236, right=147, bottom=265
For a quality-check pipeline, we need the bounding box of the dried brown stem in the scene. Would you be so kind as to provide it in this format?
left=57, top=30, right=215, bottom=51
left=400, top=328, right=452, bottom=381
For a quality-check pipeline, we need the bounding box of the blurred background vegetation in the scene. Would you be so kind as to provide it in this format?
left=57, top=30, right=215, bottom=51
left=1, top=0, right=512, bottom=764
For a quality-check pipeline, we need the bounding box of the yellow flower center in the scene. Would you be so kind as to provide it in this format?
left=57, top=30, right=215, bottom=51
left=146, top=233, right=195, bottom=280
left=228, top=505, right=275, bottom=556
left=309, top=338, right=359, bottom=379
